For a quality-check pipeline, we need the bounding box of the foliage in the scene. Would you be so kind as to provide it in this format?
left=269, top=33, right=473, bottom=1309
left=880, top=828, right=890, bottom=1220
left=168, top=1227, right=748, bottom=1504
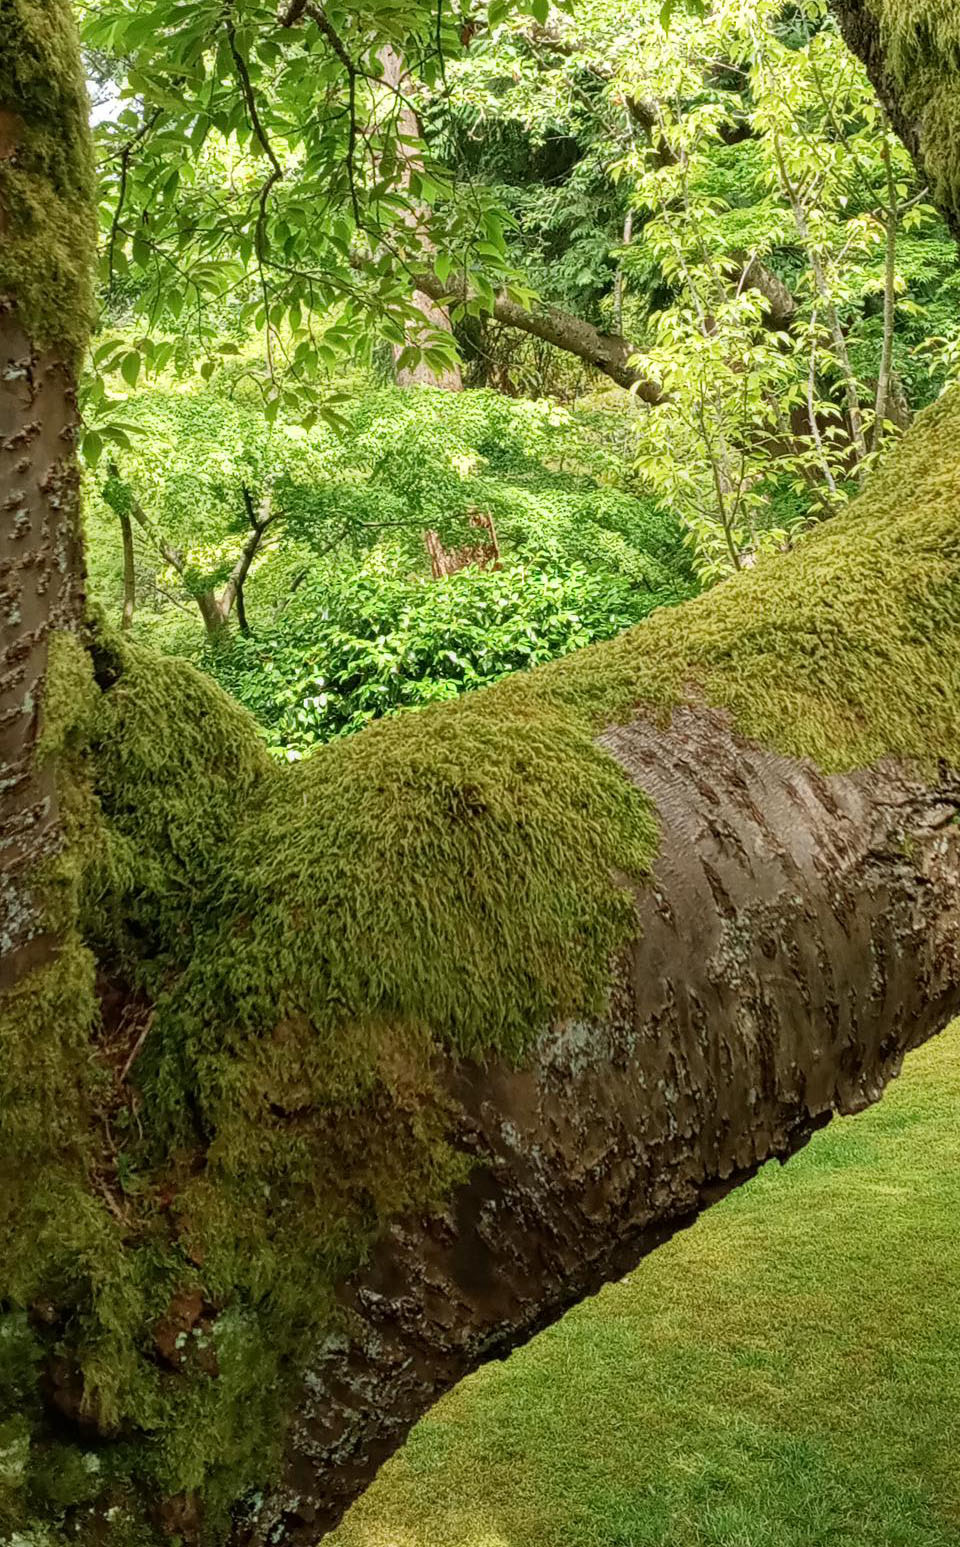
left=86, top=380, right=695, bottom=708
left=438, top=0, right=960, bottom=573
left=80, top=0, right=567, bottom=406
left=214, top=551, right=683, bottom=753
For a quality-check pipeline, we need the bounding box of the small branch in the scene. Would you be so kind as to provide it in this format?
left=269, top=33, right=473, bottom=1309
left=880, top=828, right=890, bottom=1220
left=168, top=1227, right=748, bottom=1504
left=105, top=107, right=163, bottom=296
left=218, top=491, right=275, bottom=620
left=301, top=2, right=362, bottom=225
left=120, top=1012, right=155, bottom=1083
left=105, top=463, right=186, bottom=576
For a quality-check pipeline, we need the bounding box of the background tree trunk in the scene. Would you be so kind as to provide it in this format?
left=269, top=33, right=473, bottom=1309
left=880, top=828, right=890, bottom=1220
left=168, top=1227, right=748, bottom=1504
left=119, top=507, right=136, bottom=630
left=377, top=45, right=463, bottom=390
left=833, top=1, right=960, bottom=243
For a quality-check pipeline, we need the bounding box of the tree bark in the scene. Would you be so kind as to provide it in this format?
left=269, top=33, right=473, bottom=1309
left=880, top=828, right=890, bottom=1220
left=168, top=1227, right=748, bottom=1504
left=235, top=709, right=960, bottom=1544
left=377, top=45, right=463, bottom=391
left=831, top=1, right=959, bottom=242
left=119, top=507, right=136, bottom=630
left=0, top=5, right=93, bottom=990
left=414, top=266, right=665, bottom=399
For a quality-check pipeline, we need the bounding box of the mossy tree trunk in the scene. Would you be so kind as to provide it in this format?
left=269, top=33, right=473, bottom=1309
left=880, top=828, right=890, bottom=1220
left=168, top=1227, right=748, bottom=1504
left=3, top=7, right=960, bottom=1547
left=833, top=1, right=960, bottom=243
left=238, top=712, right=960, bottom=1544
left=0, top=1, right=95, bottom=989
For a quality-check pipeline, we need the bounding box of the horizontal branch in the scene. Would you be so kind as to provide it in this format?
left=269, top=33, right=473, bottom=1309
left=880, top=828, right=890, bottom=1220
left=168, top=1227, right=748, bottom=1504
left=414, top=268, right=665, bottom=399
left=415, top=255, right=796, bottom=397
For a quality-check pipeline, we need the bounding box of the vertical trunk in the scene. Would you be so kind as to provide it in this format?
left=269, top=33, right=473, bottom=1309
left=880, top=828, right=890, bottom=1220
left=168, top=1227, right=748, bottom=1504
left=378, top=45, right=463, bottom=390
left=195, top=589, right=230, bottom=641
left=236, top=581, right=250, bottom=636
left=613, top=209, right=634, bottom=335
left=0, top=4, right=95, bottom=989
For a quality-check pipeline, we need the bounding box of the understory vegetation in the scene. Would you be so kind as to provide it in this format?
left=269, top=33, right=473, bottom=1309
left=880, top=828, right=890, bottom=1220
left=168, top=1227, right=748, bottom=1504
left=3, top=0, right=960, bottom=1541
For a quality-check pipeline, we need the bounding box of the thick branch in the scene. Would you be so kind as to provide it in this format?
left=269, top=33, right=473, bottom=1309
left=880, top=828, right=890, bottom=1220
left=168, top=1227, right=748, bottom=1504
left=414, top=267, right=664, bottom=398
left=415, top=258, right=795, bottom=399
left=832, top=0, right=960, bottom=241
left=235, top=709, right=960, bottom=1543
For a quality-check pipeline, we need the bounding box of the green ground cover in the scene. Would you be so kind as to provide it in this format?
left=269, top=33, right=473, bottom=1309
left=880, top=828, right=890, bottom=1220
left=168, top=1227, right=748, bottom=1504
left=331, top=1022, right=960, bottom=1547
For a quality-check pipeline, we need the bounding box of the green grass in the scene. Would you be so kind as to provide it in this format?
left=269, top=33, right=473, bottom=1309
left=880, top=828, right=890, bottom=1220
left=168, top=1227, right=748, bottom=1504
left=330, top=1023, right=960, bottom=1547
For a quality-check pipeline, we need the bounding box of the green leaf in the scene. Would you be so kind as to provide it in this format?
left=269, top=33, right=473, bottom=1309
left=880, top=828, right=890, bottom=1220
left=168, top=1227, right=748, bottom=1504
left=82, top=430, right=103, bottom=468
left=121, top=352, right=141, bottom=389
left=102, top=425, right=134, bottom=450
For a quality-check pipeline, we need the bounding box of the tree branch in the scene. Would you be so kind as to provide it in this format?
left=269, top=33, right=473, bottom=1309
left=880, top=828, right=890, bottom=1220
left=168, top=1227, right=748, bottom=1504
left=413, top=267, right=664, bottom=398
left=218, top=489, right=274, bottom=620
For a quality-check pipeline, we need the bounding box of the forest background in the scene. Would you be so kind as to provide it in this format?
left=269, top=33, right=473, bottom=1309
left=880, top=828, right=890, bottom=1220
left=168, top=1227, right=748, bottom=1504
left=82, top=0, right=960, bottom=757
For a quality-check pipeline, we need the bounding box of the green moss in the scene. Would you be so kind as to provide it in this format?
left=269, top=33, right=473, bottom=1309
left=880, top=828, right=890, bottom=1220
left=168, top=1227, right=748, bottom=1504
left=0, top=0, right=96, bottom=362
left=522, top=383, right=960, bottom=774
left=870, top=0, right=960, bottom=231
left=6, top=390, right=960, bottom=1539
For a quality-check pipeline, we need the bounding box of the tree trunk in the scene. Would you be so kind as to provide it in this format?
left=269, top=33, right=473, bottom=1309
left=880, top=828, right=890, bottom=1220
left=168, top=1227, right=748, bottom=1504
left=119, top=509, right=136, bottom=630
left=0, top=2, right=94, bottom=990
left=5, top=9, right=960, bottom=1547
left=377, top=45, right=463, bottom=391
left=832, top=1, right=960, bottom=243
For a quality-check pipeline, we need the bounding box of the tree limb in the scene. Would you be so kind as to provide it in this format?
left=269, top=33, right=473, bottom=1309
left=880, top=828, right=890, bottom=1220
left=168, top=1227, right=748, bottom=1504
left=415, top=258, right=796, bottom=399
left=831, top=0, right=960, bottom=242
left=233, top=706, right=960, bottom=1543
left=219, top=489, right=274, bottom=620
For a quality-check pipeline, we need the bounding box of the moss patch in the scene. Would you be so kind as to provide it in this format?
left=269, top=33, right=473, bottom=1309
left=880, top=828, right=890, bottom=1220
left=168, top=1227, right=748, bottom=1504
left=870, top=0, right=960, bottom=233
left=0, top=0, right=96, bottom=362
left=5, top=389, right=960, bottom=1539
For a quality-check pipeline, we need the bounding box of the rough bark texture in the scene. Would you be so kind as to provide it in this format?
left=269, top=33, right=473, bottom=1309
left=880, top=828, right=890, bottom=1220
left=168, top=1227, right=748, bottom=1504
left=0, top=321, right=85, bottom=986
left=0, top=0, right=94, bottom=987
left=236, top=709, right=960, bottom=1543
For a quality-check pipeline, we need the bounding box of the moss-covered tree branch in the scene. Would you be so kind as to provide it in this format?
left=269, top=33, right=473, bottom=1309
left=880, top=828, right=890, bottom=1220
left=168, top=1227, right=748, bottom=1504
left=4, top=5, right=960, bottom=1545
left=832, top=0, right=960, bottom=241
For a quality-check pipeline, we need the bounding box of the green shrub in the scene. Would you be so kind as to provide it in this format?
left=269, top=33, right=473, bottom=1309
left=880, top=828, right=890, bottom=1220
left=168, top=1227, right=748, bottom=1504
left=211, top=551, right=689, bottom=754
